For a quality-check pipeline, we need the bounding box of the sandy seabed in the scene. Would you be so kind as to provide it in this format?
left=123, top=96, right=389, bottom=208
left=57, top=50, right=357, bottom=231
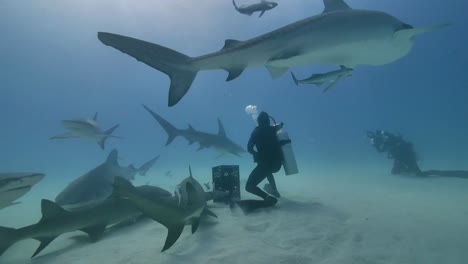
left=1, top=166, right=468, bottom=264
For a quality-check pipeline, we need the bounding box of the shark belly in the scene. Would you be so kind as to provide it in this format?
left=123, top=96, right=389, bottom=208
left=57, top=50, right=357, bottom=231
left=195, top=10, right=414, bottom=70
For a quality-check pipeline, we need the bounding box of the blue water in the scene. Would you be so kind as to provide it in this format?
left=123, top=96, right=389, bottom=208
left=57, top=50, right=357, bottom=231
left=1, top=0, right=468, bottom=262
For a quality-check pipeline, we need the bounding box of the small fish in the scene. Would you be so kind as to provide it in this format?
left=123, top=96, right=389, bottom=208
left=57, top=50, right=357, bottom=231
left=291, top=66, right=353, bottom=92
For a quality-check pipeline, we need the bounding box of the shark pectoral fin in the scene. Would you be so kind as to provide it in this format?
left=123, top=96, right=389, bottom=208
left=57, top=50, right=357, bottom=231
left=81, top=224, right=107, bottom=242
left=225, top=67, right=246, bottom=82
left=191, top=218, right=200, bottom=234
left=258, top=10, right=266, bottom=18
left=322, top=0, right=351, bottom=13
left=266, top=65, right=289, bottom=79
left=203, top=208, right=218, bottom=218
left=323, top=81, right=338, bottom=92
left=162, top=223, right=185, bottom=252
left=290, top=72, right=299, bottom=86
left=32, top=236, right=57, bottom=258
left=50, top=133, right=77, bottom=139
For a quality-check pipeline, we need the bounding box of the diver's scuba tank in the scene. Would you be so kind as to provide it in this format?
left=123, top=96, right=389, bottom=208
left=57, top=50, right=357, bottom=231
left=271, top=117, right=299, bottom=175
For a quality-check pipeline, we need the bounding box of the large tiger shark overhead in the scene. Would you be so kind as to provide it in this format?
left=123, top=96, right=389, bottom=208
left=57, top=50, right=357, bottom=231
left=98, top=0, right=448, bottom=106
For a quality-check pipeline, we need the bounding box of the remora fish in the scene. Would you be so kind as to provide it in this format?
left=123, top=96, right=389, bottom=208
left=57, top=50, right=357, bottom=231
left=0, top=173, right=45, bottom=209
left=50, top=112, right=119, bottom=149
left=291, top=65, right=353, bottom=92
left=232, top=0, right=278, bottom=18
left=143, top=105, right=245, bottom=156
left=0, top=185, right=172, bottom=258
left=97, top=0, right=448, bottom=106
left=55, top=149, right=159, bottom=207
left=113, top=166, right=216, bottom=251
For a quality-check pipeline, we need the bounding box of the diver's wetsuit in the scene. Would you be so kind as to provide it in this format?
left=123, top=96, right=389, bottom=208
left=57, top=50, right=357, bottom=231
left=246, top=116, right=282, bottom=200
left=369, top=130, right=468, bottom=178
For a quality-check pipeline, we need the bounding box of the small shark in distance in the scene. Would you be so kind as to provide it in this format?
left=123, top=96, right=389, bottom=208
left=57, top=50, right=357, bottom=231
left=55, top=149, right=159, bottom=207
left=232, top=0, right=278, bottom=18
left=291, top=65, right=353, bottom=92
left=50, top=112, right=119, bottom=149
left=0, top=173, right=45, bottom=210
left=143, top=105, right=245, bottom=157
left=97, top=0, right=448, bottom=106
left=0, top=185, right=173, bottom=258
left=112, top=166, right=217, bottom=252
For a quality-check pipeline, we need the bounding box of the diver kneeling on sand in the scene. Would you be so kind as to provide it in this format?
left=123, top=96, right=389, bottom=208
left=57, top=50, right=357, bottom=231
left=367, top=130, right=468, bottom=178
left=235, top=111, right=298, bottom=213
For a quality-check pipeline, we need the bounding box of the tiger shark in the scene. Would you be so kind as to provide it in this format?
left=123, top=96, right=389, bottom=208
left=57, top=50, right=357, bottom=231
left=143, top=105, right=245, bottom=156
left=0, top=185, right=173, bottom=258
left=232, top=0, right=278, bottom=18
left=113, top=166, right=216, bottom=252
left=50, top=112, right=119, bottom=149
left=0, top=173, right=45, bottom=210
left=98, top=0, right=448, bottom=106
left=55, top=149, right=159, bottom=207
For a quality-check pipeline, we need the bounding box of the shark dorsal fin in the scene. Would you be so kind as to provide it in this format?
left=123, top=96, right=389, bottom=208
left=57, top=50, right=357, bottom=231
left=40, top=199, right=66, bottom=221
left=217, top=118, right=226, bottom=137
left=93, top=112, right=98, bottom=121
left=322, top=0, right=351, bottom=13
left=106, top=149, right=119, bottom=165
left=189, top=165, right=193, bottom=178
left=222, top=39, right=242, bottom=50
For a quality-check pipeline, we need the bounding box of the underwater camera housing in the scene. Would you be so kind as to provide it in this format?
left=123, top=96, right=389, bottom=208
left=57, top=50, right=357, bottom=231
left=212, top=165, right=241, bottom=203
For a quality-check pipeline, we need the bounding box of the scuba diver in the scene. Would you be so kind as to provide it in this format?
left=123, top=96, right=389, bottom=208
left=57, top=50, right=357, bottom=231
left=367, top=130, right=468, bottom=178
left=234, top=111, right=283, bottom=214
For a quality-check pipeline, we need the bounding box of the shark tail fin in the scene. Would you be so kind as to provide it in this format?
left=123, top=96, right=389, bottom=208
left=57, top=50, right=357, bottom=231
left=290, top=72, right=299, bottom=86
left=98, top=124, right=120, bottom=149
left=137, top=155, right=160, bottom=176
left=142, top=105, right=180, bottom=146
left=98, top=32, right=198, bottom=107
left=0, top=226, right=18, bottom=256
left=232, top=0, right=239, bottom=10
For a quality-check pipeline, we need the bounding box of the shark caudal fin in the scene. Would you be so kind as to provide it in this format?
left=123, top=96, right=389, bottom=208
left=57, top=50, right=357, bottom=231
left=142, top=105, right=180, bottom=146
left=0, top=226, right=17, bottom=256
left=98, top=124, right=119, bottom=149
left=137, top=155, right=160, bottom=176
left=98, top=32, right=198, bottom=107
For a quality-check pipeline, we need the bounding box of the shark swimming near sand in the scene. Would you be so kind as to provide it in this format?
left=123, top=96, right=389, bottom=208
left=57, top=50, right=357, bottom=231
left=143, top=105, right=245, bottom=156
left=50, top=113, right=119, bottom=149
left=97, top=0, right=448, bottom=106
left=0, top=185, right=173, bottom=258
left=55, top=149, right=159, bottom=207
left=232, top=0, right=278, bottom=18
left=0, top=173, right=45, bottom=210
left=113, top=167, right=216, bottom=252
left=291, top=65, right=353, bottom=92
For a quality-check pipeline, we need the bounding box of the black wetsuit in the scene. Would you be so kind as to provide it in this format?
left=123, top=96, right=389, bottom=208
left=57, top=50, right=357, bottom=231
left=246, top=124, right=282, bottom=199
